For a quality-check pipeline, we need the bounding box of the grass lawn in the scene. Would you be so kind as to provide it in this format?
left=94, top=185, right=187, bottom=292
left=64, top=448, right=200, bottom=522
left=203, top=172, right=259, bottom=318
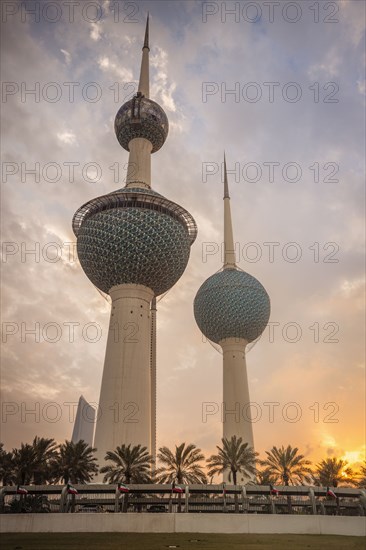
left=1, top=533, right=364, bottom=550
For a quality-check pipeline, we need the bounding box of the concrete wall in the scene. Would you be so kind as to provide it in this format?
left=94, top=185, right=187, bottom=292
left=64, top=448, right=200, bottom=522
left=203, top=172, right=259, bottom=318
left=1, top=514, right=365, bottom=536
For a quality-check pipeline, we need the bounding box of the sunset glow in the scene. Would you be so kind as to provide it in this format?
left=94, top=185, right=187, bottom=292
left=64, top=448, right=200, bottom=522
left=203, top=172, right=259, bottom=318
left=1, top=0, right=365, bottom=477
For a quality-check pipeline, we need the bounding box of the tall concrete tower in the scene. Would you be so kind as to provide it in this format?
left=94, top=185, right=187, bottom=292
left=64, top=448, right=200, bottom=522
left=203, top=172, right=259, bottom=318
left=194, top=155, right=270, bottom=458
left=73, top=16, right=197, bottom=471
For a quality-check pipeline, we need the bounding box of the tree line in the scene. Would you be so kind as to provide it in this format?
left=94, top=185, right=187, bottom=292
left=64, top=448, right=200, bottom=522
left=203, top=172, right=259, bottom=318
left=1, top=436, right=365, bottom=488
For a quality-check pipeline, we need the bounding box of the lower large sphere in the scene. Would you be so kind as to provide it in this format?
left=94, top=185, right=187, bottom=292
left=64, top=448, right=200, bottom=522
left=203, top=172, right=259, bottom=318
left=77, top=207, right=190, bottom=296
left=194, top=269, right=270, bottom=344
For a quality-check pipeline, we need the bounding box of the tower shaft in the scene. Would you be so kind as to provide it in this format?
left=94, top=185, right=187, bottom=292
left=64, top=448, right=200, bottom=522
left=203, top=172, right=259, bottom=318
left=150, top=297, right=157, bottom=465
left=126, top=137, right=152, bottom=189
left=126, top=15, right=151, bottom=190
left=221, top=337, right=255, bottom=482
left=94, top=284, right=154, bottom=476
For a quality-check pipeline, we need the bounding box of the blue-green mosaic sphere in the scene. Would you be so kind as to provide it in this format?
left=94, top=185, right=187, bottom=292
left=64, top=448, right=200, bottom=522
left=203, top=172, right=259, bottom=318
left=194, top=269, right=270, bottom=344
left=76, top=190, right=192, bottom=296
left=115, top=95, right=168, bottom=153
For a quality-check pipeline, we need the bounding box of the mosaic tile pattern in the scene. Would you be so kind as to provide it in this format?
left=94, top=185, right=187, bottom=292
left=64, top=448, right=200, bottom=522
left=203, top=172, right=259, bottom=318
left=194, top=269, right=270, bottom=344
left=77, top=207, right=191, bottom=296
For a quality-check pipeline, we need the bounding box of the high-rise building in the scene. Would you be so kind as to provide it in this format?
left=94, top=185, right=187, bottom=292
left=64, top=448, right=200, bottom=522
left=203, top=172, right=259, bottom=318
left=194, top=155, right=270, bottom=467
left=71, top=395, right=96, bottom=448
left=73, top=16, right=197, bottom=471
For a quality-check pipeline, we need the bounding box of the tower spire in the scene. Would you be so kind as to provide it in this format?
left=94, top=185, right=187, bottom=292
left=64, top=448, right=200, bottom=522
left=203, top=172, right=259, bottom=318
left=223, top=153, right=236, bottom=269
left=138, top=13, right=150, bottom=98
left=143, top=12, right=149, bottom=50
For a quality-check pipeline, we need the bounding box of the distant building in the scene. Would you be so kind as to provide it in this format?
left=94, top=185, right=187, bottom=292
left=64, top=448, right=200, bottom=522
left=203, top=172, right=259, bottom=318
left=71, top=395, right=96, bottom=447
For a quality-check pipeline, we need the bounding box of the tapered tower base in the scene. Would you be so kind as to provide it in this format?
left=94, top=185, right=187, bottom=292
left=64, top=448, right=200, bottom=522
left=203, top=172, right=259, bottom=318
left=94, top=283, right=154, bottom=477
left=221, top=337, right=255, bottom=483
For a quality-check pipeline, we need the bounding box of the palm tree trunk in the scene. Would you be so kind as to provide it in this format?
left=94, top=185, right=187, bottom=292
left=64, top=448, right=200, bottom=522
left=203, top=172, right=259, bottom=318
left=286, top=495, right=292, bottom=514
left=222, top=482, right=227, bottom=513
left=71, top=493, right=76, bottom=513
left=19, top=493, right=25, bottom=512
left=177, top=475, right=182, bottom=512
left=233, top=470, right=239, bottom=513
left=123, top=493, right=129, bottom=513
left=122, top=474, right=130, bottom=512
left=169, top=490, right=173, bottom=513
left=284, top=477, right=292, bottom=514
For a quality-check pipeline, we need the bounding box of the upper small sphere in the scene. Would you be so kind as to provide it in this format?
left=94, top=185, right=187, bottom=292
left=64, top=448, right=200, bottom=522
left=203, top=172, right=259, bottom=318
left=115, top=94, right=169, bottom=153
left=194, top=269, right=270, bottom=344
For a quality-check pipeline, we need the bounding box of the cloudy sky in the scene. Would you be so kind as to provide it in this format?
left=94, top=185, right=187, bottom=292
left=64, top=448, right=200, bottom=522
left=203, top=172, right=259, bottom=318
left=1, top=0, right=365, bottom=473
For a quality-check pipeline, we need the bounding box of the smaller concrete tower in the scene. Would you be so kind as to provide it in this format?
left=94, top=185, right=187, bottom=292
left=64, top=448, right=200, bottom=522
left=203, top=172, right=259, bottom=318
left=194, top=154, right=270, bottom=459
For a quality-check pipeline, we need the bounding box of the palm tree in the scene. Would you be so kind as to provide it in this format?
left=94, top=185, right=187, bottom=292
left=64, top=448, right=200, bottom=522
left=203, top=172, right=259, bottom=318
left=2, top=438, right=59, bottom=486
left=0, top=443, right=14, bottom=486
left=255, top=468, right=277, bottom=486
left=100, top=444, right=153, bottom=484
left=260, top=445, right=312, bottom=486
left=51, top=440, right=98, bottom=484
left=207, top=436, right=257, bottom=486
left=314, top=457, right=356, bottom=487
left=156, top=443, right=207, bottom=484
left=207, top=436, right=257, bottom=513
left=12, top=443, right=37, bottom=485
left=357, top=461, right=366, bottom=488
left=156, top=443, right=207, bottom=514
left=260, top=445, right=312, bottom=515
left=32, top=437, right=58, bottom=485
left=101, top=444, right=153, bottom=514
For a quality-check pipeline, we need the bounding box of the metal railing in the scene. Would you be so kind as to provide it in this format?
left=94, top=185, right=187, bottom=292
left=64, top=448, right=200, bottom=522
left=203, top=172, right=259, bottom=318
left=1, top=484, right=365, bottom=516
left=72, top=190, right=198, bottom=244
